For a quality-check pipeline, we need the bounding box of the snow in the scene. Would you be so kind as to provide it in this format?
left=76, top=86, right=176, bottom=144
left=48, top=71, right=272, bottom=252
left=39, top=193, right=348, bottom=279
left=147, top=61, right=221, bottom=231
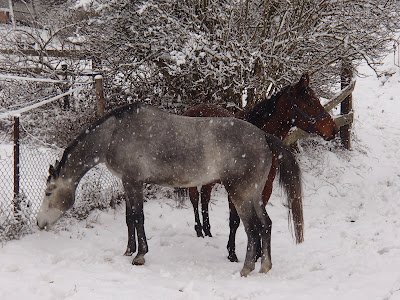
left=1, top=56, right=400, bottom=299
left=74, top=0, right=95, bottom=9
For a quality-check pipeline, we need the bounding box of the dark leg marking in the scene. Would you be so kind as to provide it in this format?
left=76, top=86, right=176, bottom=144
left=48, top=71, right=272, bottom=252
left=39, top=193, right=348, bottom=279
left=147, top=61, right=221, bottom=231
left=227, top=196, right=240, bottom=262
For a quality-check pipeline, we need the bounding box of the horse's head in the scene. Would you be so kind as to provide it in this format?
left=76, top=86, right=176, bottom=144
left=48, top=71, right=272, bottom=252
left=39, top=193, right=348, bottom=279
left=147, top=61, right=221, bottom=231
left=290, top=74, right=338, bottom=140
left=36, top=161, right=75, bottom=230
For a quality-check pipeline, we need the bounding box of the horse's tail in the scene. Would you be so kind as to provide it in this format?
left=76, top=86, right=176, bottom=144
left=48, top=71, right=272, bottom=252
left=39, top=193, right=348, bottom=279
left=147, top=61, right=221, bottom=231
left=265, top=134, right=304, bottom=244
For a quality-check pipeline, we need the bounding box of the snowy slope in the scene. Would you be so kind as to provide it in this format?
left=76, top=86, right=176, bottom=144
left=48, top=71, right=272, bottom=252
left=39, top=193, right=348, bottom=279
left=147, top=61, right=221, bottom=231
left=0, top=57, right=399, bottom=300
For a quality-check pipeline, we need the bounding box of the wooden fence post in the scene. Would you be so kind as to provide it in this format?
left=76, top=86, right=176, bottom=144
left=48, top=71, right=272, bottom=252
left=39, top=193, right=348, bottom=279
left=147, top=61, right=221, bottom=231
left=95, top=75, right=105, bottom=118
left=61, top=64, right=70, bottom=110
left=8, top=0, right=16, bottom=29
left=340, top=59, right=353, bottom=150
left=13, top=115, right=20, bottom=216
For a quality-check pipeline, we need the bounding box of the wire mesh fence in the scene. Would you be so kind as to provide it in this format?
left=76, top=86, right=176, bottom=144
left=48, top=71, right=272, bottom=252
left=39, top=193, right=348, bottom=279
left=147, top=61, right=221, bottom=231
left=0, top=117, right=125, bottom=242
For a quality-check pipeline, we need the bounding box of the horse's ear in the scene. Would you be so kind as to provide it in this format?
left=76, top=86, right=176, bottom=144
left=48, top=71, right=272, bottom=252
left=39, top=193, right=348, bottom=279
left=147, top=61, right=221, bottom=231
left=299, top=73, right=310, bottom=88
left=49, top=165, right=57, bottom=179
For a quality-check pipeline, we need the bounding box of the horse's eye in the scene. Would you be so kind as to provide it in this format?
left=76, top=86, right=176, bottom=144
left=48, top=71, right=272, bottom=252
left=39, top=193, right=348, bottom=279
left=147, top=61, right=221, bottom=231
left=45, top=192, right=52, bottom=197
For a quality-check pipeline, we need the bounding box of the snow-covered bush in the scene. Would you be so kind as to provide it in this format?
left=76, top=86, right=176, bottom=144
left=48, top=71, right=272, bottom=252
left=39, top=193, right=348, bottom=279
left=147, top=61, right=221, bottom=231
left=75, top=0, right=400, bottom=109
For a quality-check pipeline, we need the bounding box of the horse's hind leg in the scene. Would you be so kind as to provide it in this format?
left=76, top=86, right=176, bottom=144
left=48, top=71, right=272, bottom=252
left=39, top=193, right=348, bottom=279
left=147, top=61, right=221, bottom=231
left=239, top=208, right=261, bottom=277
left=124, top=197, right=137, bottom=256
left=227, top=196, right=240, bottom=262
left=189, top=187, right=203, bottom=237
left=254, top=203, right=272, bottom=273
left=254, top=171, right=276, bottom=261
left=200, top=184, right=213, bottom=237
left=123, top=179, right=148, bottom=266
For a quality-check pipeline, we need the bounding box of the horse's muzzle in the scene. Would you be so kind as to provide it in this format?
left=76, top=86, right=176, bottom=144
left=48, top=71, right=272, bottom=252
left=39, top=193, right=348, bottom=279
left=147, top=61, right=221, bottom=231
left=36, top=219, right=48, bottom=231
left=325, top=127, right=339, bottom=141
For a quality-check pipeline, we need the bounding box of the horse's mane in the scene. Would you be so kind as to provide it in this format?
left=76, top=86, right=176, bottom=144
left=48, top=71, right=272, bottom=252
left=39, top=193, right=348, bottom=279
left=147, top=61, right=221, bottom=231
left=55, top=103, right=142, bottom=176
left=245, top=86, right=290, bottom=128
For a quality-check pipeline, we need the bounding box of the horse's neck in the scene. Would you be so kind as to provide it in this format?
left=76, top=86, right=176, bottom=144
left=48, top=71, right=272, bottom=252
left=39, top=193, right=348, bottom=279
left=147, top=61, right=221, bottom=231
left=244, top=98, right=292, bottom=140
left=59, top=116, right=117, bottom=185
left=261, top=121, right=292, bottom=140
left=234, top=111, right=247, bottom=120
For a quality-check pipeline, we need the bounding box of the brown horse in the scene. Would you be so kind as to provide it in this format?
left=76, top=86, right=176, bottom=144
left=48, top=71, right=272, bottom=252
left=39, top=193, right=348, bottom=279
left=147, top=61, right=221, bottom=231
left=184, top=73, right=338, bottom=262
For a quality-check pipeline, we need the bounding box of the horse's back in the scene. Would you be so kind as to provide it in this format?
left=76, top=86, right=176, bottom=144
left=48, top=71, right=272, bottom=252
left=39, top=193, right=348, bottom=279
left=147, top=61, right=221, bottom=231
left=106, top=104, right=272, bottom=188
left=184, top=103, right=234, bottom=118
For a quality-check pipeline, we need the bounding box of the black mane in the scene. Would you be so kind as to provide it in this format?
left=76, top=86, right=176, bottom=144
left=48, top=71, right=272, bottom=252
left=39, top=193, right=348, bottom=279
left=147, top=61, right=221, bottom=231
left=246, top=86, right=290, bottom=128
left=54, top=103, right=142, bottom=177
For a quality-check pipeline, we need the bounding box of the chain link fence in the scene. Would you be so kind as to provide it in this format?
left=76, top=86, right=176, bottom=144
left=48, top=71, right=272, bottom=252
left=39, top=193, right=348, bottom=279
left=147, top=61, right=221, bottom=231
left=0, top=116, right=125, bottom=242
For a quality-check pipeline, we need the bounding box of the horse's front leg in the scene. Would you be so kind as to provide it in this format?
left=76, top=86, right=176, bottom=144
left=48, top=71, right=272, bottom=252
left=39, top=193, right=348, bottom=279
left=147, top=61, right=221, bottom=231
left=200, top=184, right=213, bottom=237
left=123, top=179, right=148, bottom=265
left=227, top=196, right=240, bottom=262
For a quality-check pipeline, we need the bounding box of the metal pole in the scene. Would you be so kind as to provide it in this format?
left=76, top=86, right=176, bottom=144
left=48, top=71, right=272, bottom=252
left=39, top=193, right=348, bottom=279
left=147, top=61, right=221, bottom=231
left=13, top=115, right=20, bottom=215
left=61, top=64, right=70, bottom=110
left=95, top=75, right=105, bottom=118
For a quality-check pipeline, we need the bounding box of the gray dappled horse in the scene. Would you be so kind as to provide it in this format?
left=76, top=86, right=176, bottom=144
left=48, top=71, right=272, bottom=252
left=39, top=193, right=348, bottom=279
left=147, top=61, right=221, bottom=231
left=36, top=103, right=303, bottom=277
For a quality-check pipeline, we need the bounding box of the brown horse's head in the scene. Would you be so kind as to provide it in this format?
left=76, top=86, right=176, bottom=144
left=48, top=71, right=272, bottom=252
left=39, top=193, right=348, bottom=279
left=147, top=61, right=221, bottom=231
left=290, top=74, right=338, bottom=140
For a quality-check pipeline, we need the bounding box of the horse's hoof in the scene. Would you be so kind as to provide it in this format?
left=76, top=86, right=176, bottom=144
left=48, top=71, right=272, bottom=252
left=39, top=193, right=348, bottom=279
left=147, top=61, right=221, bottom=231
left=124, top=250, right=134, bottom=256
left=195, top=226, right=204, bottom=238
left=132, top=254, right=145, bottom=265
left=240, top=267, right=252, bottom=277
left=124, top=245, right=136, bottom=256
left=228, top=253, right=239, bottom=263
left=204, top=230, right=212, bottom=237
left=259, top=263, right=272, bottom=274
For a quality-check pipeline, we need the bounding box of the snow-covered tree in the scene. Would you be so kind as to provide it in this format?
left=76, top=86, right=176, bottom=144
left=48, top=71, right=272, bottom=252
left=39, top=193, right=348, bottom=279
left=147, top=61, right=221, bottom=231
left=1, top=0, right=399, bottom=112
left=0, top=2, right=98, bottom=146
left=74, top=0, right=399, bottom=109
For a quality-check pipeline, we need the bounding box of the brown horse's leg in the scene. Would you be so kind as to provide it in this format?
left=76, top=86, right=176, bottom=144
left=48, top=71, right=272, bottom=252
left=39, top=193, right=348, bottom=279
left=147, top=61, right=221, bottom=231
left=189, top=187, right=203, bottom=237
left=262, top=156, right=277, bottom=206
left=227, top=196, right=240, bottom=262
left=201, top=184, right=213, bottom=237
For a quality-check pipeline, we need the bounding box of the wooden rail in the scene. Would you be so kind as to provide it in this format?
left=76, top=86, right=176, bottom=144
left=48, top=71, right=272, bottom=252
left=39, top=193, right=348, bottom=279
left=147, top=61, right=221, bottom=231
left=0, top=48, right=90, bottom=59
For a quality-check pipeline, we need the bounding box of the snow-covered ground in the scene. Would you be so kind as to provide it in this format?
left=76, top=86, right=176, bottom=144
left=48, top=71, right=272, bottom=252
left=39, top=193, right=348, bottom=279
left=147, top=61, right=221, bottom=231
left=0, top=55, right=399, bottom=299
